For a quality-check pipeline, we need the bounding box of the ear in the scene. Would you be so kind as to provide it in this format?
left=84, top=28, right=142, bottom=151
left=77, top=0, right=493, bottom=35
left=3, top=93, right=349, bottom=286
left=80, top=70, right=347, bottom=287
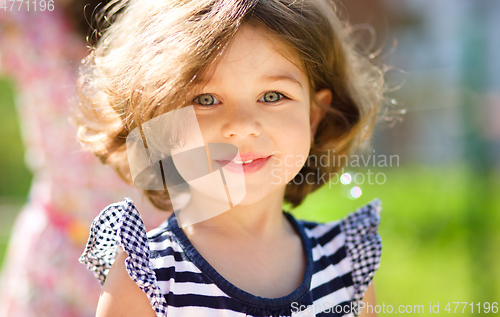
left=310, top=89, right=332, bottom=136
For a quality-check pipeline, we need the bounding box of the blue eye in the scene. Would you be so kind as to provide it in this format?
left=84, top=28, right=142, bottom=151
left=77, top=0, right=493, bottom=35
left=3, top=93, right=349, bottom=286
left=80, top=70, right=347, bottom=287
left=193, top=91, right=288, bottom=107
left=193, top=94, right=221, bottom=106
left=260, top=91, right=285, bottom=103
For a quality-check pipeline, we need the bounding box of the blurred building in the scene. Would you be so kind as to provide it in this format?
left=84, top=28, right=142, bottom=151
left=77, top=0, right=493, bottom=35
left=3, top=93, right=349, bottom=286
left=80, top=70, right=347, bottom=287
left=345, top=0, right=500, bottom=169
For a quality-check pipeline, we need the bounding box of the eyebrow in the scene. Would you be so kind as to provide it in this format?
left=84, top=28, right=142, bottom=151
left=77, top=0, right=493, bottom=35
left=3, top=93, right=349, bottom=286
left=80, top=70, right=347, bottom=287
left=260, top=74, right=303, bottom=89
left=196, top=73, right=304, bottom=89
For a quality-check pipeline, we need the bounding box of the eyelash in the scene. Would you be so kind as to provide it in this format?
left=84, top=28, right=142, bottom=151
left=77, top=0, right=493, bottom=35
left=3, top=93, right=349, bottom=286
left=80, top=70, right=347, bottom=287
left=192, top=91, right=289, bottom=107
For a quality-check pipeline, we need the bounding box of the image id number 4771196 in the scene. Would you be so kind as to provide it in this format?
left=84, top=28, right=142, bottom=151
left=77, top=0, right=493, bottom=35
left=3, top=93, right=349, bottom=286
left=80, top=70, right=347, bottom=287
left=1, top=0, right=54, bottom=11
left=442, top=302, right=498, bottom=314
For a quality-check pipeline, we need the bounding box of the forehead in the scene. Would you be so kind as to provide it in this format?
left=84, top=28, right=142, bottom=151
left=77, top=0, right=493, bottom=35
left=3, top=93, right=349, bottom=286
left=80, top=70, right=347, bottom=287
left=198, top=24, right=308, bottom=89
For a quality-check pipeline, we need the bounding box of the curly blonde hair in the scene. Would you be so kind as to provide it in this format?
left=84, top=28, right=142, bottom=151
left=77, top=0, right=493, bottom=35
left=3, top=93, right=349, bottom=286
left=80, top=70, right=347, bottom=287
left=71, top=0, right=387, bottom=211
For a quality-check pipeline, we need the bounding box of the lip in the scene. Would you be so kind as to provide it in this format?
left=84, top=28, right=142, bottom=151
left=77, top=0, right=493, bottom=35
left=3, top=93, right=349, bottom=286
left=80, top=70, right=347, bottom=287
left=215, top=154, right=273, bottom=174
left=213, top=152, right=271, bottom=162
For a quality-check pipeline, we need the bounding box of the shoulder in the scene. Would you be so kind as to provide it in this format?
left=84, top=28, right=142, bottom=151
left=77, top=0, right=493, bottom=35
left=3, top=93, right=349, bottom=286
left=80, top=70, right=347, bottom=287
left=339, top=199, right=382, bottom=304
left=339, top=198, right=382, bottom=242
left=297, top=198, right=381, bottom=246
left=80, top=198, right=169, bottom=316
left=96, top=251, right=156, bottom=317
left=295, top=199, right=382, bottom=309
left=79, top=198, right=149, bottom=284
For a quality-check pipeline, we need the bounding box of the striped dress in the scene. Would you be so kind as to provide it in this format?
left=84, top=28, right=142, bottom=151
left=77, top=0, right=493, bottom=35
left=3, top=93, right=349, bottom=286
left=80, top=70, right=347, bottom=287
left=80, top=198, right=382, bottom=317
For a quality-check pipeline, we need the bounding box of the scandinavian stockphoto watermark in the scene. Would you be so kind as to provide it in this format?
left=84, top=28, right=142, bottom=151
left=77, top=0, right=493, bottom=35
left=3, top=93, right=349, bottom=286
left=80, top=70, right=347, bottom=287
left=126, top=106, right=247, bottom=227
left=271, top=149, right=399, bottom=190
left=291, top=301, right=499, bottom=315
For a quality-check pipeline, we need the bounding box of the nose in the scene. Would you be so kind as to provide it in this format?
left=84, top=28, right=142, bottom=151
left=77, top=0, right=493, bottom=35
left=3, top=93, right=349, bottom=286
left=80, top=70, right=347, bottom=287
left=220, top=102, right=262, bottom=139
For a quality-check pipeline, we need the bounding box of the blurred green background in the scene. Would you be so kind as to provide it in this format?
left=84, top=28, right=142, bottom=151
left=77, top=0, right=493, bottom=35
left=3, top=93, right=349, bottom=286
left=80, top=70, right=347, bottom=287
left=0, top=78, right=32, bottom=267
left=1, top=0, right=499, bottom=316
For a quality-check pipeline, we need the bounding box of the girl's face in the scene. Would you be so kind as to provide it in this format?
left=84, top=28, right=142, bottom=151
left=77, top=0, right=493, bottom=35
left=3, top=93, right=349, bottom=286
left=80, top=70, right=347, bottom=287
left=190, top=24, right=331, bottom=206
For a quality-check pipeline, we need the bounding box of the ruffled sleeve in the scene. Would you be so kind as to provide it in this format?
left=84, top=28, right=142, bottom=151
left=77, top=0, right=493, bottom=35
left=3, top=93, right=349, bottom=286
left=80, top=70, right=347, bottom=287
left=340, top=199, right=382, bottom=309
left=79, top=197, right=168, bottom=317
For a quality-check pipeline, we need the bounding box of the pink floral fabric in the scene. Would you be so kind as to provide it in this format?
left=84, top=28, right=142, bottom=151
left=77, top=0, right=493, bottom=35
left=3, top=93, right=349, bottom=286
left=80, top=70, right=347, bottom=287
left=0, top=7, right=170, bottom=317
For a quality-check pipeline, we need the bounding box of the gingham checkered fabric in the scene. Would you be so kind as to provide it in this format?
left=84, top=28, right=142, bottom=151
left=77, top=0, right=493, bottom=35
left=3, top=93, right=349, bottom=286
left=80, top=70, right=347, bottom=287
left=79, top=198, right=167, bottom=317
left=340, top=199, right=382, bottom=316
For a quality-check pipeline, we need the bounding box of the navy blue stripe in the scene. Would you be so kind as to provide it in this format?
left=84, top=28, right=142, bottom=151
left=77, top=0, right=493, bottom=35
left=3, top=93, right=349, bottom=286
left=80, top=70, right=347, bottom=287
left=149, top=248, right=187, bottom=262
left=316, top=225, right=341, bottom=247
left=311, top=247, right=348, bottom=275
left=340, top=271, right=354, bottom=289
left=313, top=256, right=333, bottom=274
left=328, top=245, right=347, bottom=265
left=311, top=275, right=346, bottom=300
left=308, top=226, right=341, bottom=250
left=154, top=268, right=212, bottom=284
left=311, top=259, right=354, bottom=288
left=164, top=293, right=247, bottom=313
left=149, top=232, right=174, bottom=243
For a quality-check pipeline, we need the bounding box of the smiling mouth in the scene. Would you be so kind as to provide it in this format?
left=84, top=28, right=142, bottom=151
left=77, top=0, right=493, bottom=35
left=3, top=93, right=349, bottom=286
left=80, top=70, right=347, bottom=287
left=214, top=155, right=273, bottom=173
left=216, top=154, right=272, bottom=165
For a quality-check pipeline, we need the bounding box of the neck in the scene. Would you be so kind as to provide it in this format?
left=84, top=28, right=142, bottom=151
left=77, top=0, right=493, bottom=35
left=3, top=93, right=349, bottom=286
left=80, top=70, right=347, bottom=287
left=181, top=185, right=290, bottom=239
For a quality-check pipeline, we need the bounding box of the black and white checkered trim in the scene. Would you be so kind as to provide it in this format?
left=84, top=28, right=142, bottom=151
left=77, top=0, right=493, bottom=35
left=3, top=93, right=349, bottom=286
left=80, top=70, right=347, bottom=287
left=79, top=197, right=167, bottom=317
left=340, top=199, right=382, bottom=316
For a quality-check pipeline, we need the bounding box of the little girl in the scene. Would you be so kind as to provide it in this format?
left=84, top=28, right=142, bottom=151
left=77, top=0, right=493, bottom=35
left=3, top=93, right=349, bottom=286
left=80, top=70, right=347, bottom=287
left=74, top=0, right=386, bottom=316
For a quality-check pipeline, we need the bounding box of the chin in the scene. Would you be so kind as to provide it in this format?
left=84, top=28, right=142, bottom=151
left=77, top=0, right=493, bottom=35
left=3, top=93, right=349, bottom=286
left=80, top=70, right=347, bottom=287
left=232, top=184, right=285, bottom=208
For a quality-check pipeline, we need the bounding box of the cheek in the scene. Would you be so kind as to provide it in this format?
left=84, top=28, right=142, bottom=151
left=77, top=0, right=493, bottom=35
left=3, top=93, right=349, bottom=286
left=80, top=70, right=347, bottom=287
left=273, top=110, right=312, bottom=156
left=195, top=112, right=235, bottom=145
left=269, top=113, right=312, bottom=185
left=194, top=116, right=213, bottom=144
